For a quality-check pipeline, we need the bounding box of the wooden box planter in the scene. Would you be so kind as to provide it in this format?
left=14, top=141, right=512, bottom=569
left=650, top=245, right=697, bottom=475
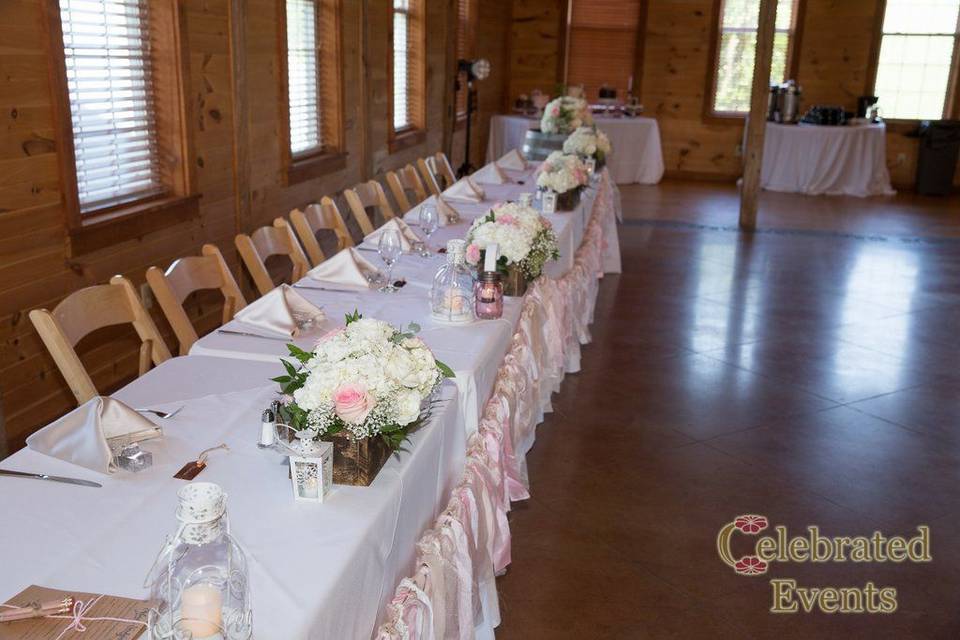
left=503, top=264, right=528, bottom=297
left=330, top=433, right=392, bottom=486
left=557, top=188, right=581, bottom=211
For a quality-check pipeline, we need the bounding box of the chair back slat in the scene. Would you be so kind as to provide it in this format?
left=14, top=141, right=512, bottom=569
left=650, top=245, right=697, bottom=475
left=235, top=219, right=311, bottom=296
left=146, top=244, right=247, bottom=355
left=30, top=276, right=172, bottom=405
left=434, top=152, right=457, bottom=189
left=416, top=157, right=442, bottom=197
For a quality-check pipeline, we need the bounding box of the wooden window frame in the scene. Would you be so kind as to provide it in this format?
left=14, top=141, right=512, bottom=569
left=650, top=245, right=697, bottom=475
left=865, top=0, right=960, bottom=126
left=42, top=0, right=198, bottom=256
left=387, top=0, right=426, bottom=152
left=278, top=0, right=347, bottom=185
left=703, top=0, right=806, bottom=123
left=454, top=0, right=477, bottom=128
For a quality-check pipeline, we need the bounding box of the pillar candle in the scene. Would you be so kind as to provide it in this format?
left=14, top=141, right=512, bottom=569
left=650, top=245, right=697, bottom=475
left=180, top=583, right=222, bottom=638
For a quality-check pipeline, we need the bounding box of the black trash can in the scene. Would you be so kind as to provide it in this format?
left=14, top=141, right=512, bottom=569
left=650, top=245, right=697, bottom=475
left=916, top=120, right=960, bottom=196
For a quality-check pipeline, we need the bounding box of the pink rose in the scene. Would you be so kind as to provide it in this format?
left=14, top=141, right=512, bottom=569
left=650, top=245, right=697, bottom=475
left=499, top=214, right=517, bottom=225
left=551, top=105, right=560, bottom=116
left=333, top=383, right=374, bottom=424
left=465, top=243, right=481, bottom=264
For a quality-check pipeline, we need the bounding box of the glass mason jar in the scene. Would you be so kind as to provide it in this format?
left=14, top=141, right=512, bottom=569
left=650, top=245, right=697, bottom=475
left=430, top=239, right=475, bottom=323
left=146, top=483, right=252, bottom=640
left=474, top=271, right=504, bottom=319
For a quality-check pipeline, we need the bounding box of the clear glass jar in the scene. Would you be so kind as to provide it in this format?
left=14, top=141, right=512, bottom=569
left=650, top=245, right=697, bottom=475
left=430, top=239, right=475, bottom=323
left=474, top=272, right=504, bottom=319
left=146, top=483, right=252, bottom=639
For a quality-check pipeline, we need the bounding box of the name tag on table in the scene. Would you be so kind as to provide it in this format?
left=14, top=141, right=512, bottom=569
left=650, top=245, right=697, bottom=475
left=542, top=190, right=557, bottom=214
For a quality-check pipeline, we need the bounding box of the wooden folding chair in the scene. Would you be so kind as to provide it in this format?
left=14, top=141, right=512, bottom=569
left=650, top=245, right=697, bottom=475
left=29, top=276, right=172, bottom=405
left=289, top=198, right=354, bottom=267
left=344, top=180, right=396, bottom=236
left=386, top=164, right=429, bottom=213
left=433, top=152, right=457, bottom=189
left=235, top=218, right=311, bottom=296
left=416, top=157, right=442, bottom=197
left=146, top=244, right=247, bottom=355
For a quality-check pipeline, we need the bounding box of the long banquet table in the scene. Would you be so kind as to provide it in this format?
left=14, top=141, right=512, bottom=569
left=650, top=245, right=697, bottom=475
left=0, top=160, right=621, bottom=639
left=486, top=114, right=665, bottom=185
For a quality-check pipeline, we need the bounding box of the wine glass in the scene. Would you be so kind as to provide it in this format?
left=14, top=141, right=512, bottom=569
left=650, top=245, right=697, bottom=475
left=418, top=203, right=439, bottom=256
left=377, top=230, right=402, bottom=292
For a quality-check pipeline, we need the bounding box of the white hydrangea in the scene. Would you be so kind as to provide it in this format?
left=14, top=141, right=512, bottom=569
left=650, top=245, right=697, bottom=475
left=536, top=151, right=589, bottom=194
left=464, top=201, right=560, bottom=279
left=290, top=318, right=445, bottom=437
left=540, top=96, right=594, bottom=135
left=563, top=126, right=612, bottom=159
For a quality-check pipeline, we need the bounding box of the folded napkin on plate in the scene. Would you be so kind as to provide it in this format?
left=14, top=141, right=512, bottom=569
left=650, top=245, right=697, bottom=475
left=233, top=284, right=325, bottom=337
left=498, top=149, right=527, bottom=171
left=308, top=247, right=379, bottom=288
left=26, top=397, right=159, bottom=474
left=437, top=197, right=461, bottom=226
left=473, top=162, right=509, bottom=185
left=443, top=177, right=485, bottom=203
left=365, top=218, right=421, bottom=251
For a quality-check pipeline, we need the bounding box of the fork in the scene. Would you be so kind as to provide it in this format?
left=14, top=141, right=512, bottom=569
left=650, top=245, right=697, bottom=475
left=136, top=405, right=184, bottom=419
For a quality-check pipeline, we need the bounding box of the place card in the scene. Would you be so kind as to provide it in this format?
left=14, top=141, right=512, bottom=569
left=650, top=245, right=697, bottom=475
left=0, top=585, right=154, bottom=640
left=542, top=190, right=557, bottom=214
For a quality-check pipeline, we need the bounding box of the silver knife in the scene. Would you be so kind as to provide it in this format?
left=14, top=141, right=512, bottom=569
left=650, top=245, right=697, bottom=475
left=0, top=469, right=101, bottom=488
left=217, top=329, right=291, bottom=341
left=292, top=284, right=360, bottom=294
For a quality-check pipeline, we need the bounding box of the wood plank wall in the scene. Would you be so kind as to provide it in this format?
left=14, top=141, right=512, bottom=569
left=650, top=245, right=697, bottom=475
left=509, top=0, right=960, bottom=188
left=0, top=0, right=510, bottom=452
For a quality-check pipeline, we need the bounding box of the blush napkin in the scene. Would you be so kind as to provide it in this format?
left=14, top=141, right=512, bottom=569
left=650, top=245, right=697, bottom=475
left=472, top=162, right=510, bottom=185
left=436, top=197, right=461, bottom=226
left=26, top=397, right=159, bottom=474
left=233, top=284, right=325, bottom=337
left=364, top=218, right=421, bottom=251
left=442, top=177, right=485, bottom=203
left=307, top=247, right=379, bottom=288
left=497, top=149, right=527, bottom=171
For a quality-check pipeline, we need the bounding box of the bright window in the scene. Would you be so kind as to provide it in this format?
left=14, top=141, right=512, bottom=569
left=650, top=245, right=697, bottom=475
left=286, top=0, right=322, bottom=155
left=60, top=0, right=164, bottom=212
left=391, top=0, right=422, bottom=133
left=874, top=0, right=960, bottom=120
left=712, top=0, right=798, bottom=114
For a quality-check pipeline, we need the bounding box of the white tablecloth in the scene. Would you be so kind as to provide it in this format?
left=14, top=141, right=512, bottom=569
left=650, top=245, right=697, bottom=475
left=0, top=356, right=471, bottom=639
left=190, top=164, right=620, bottom=436
left=755, top=122, right=896, bottom=197
left=486, top=114, right=665, bottom=185
left=0, top=163, right=621, bottom=640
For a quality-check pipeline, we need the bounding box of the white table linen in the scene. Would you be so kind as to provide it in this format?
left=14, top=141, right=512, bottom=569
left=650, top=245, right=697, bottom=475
left=755, top=122, right=896, bottom=197
left=486, top=114, right=665, bottom=185
left=0, top=356, right=471, bottom=639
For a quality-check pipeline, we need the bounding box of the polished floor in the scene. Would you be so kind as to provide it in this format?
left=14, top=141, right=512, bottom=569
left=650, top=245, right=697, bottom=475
left=495, top=183, right=960, bottom=639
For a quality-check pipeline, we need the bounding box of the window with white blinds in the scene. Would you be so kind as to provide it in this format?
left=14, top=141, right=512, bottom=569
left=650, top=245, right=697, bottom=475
left=286, top=0, right=322, bottom=155
left=60, top=0, right=165, bottom=213
left=391, top=0, right=421, bottom=132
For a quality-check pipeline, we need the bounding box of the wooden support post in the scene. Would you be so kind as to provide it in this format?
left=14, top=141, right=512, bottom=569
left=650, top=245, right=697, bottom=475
left=738, top=0, right=778, bottom=230
left=229, top=0, right=250, bottom=235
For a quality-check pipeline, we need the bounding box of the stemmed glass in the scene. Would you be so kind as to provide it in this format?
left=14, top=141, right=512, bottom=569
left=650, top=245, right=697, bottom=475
left=377, top=230, right=402, bottom=292
left=418, top=203, right=439, bottom=257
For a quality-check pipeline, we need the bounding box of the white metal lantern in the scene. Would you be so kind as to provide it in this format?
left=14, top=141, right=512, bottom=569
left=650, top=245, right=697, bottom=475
left=146, top=483, right=252, bottom=639
left=430, top=239, right=475, bottom=324
left=289, top=436, right=333, bottom=502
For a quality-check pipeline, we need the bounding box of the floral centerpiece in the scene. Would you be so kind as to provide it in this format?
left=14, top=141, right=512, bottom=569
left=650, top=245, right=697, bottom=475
left=273, top=311, right=454, bottom=485
left=540, top=96, right=593, bottom=135
left=562, top=126, right=612, bottom=170
left=464, top=201, right=559, bottom=296
left=536, top=151, right=589, bottom=210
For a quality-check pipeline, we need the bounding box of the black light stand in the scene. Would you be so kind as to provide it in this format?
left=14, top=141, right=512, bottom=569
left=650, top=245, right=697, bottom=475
left=454, top=59, right=478, bottom=178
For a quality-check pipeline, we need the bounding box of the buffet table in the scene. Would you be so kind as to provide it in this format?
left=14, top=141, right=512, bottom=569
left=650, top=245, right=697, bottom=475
left=0, top=160, right=621, bottom=639
left=486, top=114, right=665, bottom=185
left=755, top=122, right=896, bottom=197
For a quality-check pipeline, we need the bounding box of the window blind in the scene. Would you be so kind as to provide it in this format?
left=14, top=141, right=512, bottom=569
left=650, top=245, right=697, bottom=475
left=713, top=0, right=796, bottom=114
left=874, top=0, right=960, bottom=120
left=287, top=0, right=322, bottom=155
left=60, top=0, right=164, bottom=213
left=392, top=0, right=415, bottom=131
left=566, top=0, right=642, bottom=101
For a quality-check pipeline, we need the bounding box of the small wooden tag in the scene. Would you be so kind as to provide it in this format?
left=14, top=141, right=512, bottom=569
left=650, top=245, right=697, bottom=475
left=174, top=460, right=206, bottom=480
